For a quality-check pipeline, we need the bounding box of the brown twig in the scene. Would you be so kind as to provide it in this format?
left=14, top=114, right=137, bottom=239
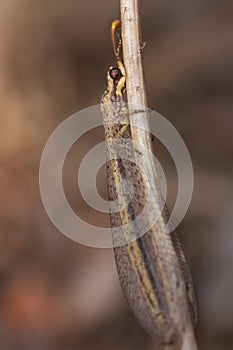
left=119, top=1, right=198, bottom=349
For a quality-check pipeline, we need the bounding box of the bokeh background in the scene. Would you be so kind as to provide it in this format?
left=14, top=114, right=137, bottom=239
left=0, top=0, right=233, bottom=349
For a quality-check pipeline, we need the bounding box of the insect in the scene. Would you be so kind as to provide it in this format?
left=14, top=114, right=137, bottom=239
left=101, top=20, right=198, bottom=349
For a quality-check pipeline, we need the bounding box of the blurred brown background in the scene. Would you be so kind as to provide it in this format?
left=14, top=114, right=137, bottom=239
left=0, top=0, right=233, bottom=349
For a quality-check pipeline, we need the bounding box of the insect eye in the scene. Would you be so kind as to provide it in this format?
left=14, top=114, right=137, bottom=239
left=109, top=67, right=121, bottom=80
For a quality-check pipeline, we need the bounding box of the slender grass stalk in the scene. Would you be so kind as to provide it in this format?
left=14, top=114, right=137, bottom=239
left=119, top=1, right=198, bottom=349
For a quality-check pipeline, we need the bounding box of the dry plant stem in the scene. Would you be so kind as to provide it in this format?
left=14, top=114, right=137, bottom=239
left=120, top=1, right=198, bottom=349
